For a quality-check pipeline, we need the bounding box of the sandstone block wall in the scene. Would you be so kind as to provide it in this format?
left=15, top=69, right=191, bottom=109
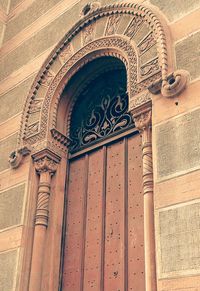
left=0, top=0, right=200, bottom=290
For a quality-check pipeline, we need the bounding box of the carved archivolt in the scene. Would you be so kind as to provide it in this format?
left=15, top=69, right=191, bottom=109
left=14, top=1, right=185, bottom=160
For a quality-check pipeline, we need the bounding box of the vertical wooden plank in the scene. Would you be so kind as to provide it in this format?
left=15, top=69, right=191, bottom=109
left=101, top=146, right=107, bottom=291
left=127, top=134, right=145, bottom=291
left=80, top=154, right=89, bottom=291
left=62, top=156, right=87, bottom=291
left=83, top=148, right=104, bottom=290
left=62, top=132, right=145, bottom=291
left=104, top=139, right=125, bottom=291
left=124, top=137, right=128, bottom=291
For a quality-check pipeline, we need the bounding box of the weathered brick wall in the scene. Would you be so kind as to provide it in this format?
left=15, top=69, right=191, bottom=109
left=0, top=0, right=200, bottom=290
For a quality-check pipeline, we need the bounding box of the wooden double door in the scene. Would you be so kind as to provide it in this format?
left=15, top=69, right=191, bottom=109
left=62, top=132, right=145, bottom=291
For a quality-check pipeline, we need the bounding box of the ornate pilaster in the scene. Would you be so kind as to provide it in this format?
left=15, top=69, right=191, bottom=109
left=29, top=149, right=61, bottom=291
left=133, top=106, right=153, bottom=197
left=34, top=155, right=58, bottom=227
left=131, top=101, right=157, bottom=291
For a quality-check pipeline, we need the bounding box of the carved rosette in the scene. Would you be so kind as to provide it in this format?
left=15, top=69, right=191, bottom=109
left=33, top=150, right=61, bottom=227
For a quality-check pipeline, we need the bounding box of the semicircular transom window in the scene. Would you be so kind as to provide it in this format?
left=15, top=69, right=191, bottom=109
left=69, top=61, right=134, bottom=153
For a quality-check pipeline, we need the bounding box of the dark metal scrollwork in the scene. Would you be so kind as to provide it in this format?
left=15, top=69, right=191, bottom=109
left=69, top=90, right=133, bottom=152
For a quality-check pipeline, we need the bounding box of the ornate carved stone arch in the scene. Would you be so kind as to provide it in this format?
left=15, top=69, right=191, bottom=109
left=10, top=1, right=189, bottom=162
left=15, top=1, right=177, bottom=155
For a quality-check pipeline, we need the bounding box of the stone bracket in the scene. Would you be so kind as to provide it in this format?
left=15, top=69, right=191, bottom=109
left=148, top=70, right=190, bottom=98
left=9, top=145, right=32, bottom=169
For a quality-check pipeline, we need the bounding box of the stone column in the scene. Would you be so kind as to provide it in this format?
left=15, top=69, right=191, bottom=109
left=29, top=150, right=60, bottom=291
left=131, top=102, right=157, bottom=291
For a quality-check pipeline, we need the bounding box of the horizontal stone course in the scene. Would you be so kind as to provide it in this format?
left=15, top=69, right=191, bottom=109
left=10, top=0, right=23, bottom=10
left=150, top=0, right=200, bottom=22
left=4, top=0, right=65, bottom=42
left=0, top=226, right=22, bottom=252
left=0, top=183, right=25, bottom=230
left=158, top=201, right=200, bottom=277
left=0, top=0, right=9, bottom=12
left=4, top=0, right=117, bottom=43
left=0, top=249, right=19, bottom=291
left=176, top=31, right=200, bottom=81
left=0, top=75, right=35, bottom=123
left=155, top=107, right=200, bottom=181
left=0, top=0, right=120, bottom=82
left=0, top=2, right=80, bottom=81
left=0, top=21, right=4, bottom=45
left=0, top=133, right=18, bottom=172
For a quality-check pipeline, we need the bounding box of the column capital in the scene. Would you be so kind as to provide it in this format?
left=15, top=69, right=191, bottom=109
left=32, top=149, right=61, bottom=175
left=130, top=101, right=152, bottom=132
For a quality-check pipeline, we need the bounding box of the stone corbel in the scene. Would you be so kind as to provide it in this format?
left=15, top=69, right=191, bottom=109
left=148, top=70, right=190, bottom=98
left=9, top=145, right=32, bottom=169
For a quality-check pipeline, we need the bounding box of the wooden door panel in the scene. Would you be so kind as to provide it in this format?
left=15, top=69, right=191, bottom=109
left=62, top=134, right=144, bottom=291
left=127, top=134, right=145, bottom=291
left=62, top=156, right=87, bottom=290
left=83, top=148, right=105, bottom=290
left=104, top=139, right=125, bottom=291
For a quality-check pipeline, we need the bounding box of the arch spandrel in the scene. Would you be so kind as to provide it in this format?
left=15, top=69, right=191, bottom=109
left=14, top=1, right=183, bottom=158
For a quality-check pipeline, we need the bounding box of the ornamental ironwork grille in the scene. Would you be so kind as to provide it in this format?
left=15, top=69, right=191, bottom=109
left=69, top=68, right=134, bottom=153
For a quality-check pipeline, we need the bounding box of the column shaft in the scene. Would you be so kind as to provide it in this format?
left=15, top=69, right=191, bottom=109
left=132, top=106, right=157, bottom=291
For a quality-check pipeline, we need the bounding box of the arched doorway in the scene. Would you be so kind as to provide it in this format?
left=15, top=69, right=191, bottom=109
left=12, top=3, right=181, bottom=290
left=61, top=57, right=145, bottom=290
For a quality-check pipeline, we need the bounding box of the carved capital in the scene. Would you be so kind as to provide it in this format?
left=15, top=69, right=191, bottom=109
left=32, top=149, right=61, bottom=175
left=32, top=149, right=61, bottom=227
left=9, top=146, right=31, bottom=169
left=130, top=101, right=152, bottom=132
left=134, top=110, right=151, bottom=131
left=35, top=156, right=57, bottom=175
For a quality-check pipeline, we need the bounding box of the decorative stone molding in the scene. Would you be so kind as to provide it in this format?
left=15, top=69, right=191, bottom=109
left=148, top=70, right=190, bottom=97
left=50, top=128, right=70, bottom=147
left=133, top=106, right=152, bottom=132
left=17, top=1, right=173, bottom=151
left=80, top=2, right=101, bottom=17
left=9, top=146, right=31, bottom=169
left=32, top=149, right=61, bottom=227
left=105, top=14, right=122, bottom=36
left=131, top=101, right=153, bottom=196
left=161, top=69, right=190, bottom=98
